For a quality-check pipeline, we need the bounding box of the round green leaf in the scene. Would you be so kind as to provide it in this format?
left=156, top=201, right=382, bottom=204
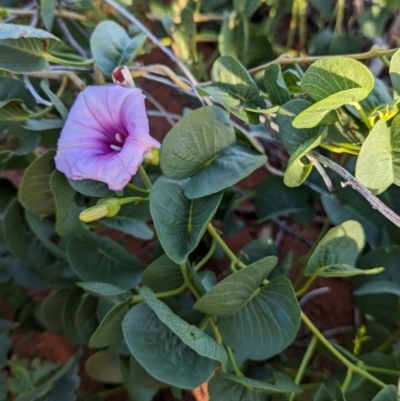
left=68, top=229, right=145, bottom=289
left=161, top=105, right=236, bottom=180
left=122, top=286, right=227, bottom=389
left=293, top=57, right=374, bottom=128
left=194, top=256, right=278, bottom=316
left=19, top=150, right=56, bottom=216
left=301, top=57, right=374, bottom=102
left=90, top=20, right=147, bottom=76
left=194, top=258, right=300, bottom=360
left=150, top=176, right=222, bottom=264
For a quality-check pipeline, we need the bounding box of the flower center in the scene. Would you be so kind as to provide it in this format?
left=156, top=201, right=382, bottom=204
left=109, top=133, right=123, bottom=152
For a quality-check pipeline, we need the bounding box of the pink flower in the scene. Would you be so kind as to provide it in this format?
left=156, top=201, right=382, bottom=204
left=55, top=85, right=160, bottom=191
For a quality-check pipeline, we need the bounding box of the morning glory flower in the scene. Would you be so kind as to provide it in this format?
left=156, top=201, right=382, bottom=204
left=55, top=85, right=160, bottom=190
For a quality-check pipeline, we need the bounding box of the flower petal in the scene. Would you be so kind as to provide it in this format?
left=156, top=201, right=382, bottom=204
left=55, top=85, right=160, bottom=190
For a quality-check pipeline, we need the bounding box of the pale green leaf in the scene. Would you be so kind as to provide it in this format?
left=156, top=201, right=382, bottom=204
left=85, top=349, right=123, bottom=383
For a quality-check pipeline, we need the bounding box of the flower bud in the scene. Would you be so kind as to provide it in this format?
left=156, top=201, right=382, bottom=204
left=97, top=198, right=121, bottom=217
left=79, top=198, right=121, bottom=222
left=112, top=66, right=135, bottom=88
left=143, top=147, right=160, bottom=166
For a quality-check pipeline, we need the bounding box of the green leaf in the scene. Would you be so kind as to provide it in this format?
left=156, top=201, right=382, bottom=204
left=184, top=145, right=267, bottom=199
left=161, top=105, right=235, bottom=180
left=194, top=258, right=301, bottom=360
left=263, top=64, right=291, bottom=106
left=313, top=383, right=332, bottom=401
left=150, top=176, right=222, bottom=264
left=50, top=171, right=83, bottom=236
left=0, top=24, right=60, bottom=73
left=275, top=100, right=327, bottom=155
left=68, top=229, right=145, bottom=289
left=67, top=178, right=115, bottom=197
left=41, top=288, right=71, bottom=333
left=161, top=105, right=266, bottom=197
left=321, top=183, right=385, bottom=245
left=142, top=254, right=184, bottom=293
left=390, top=48, right=400, bottom=94
left=293, top=57, right=374, bottom=128
left=275, top=99, right=327, bottom=187
left=355, top=117, right=400, bottom=194
left=354, top=281, right=400, bottom=296
left=89, top=300, right=129, bottom=348
left=19, top=150, right=56, bottom=216
left=63, top=290, right=86, bottom=345
left=255, top=176, right=315, bottom=223
left=203, top=56, right=265, bottom=123
left=119, top=355, right=163, bottom=397
left=77, top=282, right=131, bottom=299
left=194, top=256, right=278, bottom=315
left=305, top=220, right=382, bottom=277
left=233, top=0, right=261, bottom=18
left=371, top=385, right=398, bottom=401
left=218, top=13, right=273, bottom=68
left=209, top=372, right=302, bottom=400
left=39, top=0, right=57, bottom=31
left=25, top=210, right=67, bottom=259
left=90, top=20, right=146, bottom=76
left=75, top=294, right=98, bottom=343
left=40, top=80, right=68, bottom=119
left=122, top=286, right=227, bottom=389
left=99, top=216, right=153, bottom=240
left=85, top=349, right=123, bottom=383
left=4, top=199, right=55, bottom=269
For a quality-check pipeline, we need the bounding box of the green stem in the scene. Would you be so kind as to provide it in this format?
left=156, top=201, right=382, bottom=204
left=126, top=182, right=149, bottom=195
left=138, top=165, right=152, bottom=189
left=119, top=196, right=149, bottom=205
left=353, top=102, right=373, bottom=130
left=199, top=316, right=210, bottom=331
left=380, top=55, right=391, bottom=67
left=287, top=0, right=299, bottom=50
left=180, top=264, right=201, bottom=299
left=226, top=345, right=244, bottom=377
left=296, top=276, right=317, bottom=297
left=209, top=318, right=226, bottom=372
left=363, top=365, right=400, bottom=377
left=301, top=311, right=386, bottom=389
left=341, top=368, right=353, bottom=393
left=194, top=239, right=217, bottom=271
left=47, top=54, right=94, bottom=67
left=207, top=223, right=247, bottom=270
left=131, top=283, right=186, bottom=304
left=288, top=335, right=318, bottom=401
